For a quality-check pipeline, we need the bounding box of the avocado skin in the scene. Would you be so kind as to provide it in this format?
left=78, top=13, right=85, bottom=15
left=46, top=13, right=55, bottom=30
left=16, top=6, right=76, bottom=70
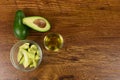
left=14, top=10, right=29, bottom=40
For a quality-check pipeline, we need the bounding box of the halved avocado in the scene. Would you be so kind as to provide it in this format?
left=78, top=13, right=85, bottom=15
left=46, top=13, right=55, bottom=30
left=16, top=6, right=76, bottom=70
left=23, top=16, right=51, bottom=32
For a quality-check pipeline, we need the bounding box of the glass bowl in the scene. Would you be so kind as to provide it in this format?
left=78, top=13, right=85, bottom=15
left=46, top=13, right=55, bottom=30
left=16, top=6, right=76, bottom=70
left=10, top=40, right=42, bottom=72
left=44, top=33, right=64, bottom=52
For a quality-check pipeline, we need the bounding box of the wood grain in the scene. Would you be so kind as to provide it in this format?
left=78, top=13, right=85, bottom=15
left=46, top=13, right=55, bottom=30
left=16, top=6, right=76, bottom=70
left=0, top=0, right=120, bottom=80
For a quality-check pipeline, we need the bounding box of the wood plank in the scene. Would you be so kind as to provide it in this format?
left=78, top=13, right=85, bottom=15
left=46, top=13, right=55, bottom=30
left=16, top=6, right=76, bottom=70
left=0, top=0, right=120, bottom=80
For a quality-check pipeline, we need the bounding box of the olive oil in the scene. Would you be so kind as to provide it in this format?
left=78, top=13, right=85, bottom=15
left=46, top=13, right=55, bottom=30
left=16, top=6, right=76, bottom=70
left=44, top=33, right=63, bottom=52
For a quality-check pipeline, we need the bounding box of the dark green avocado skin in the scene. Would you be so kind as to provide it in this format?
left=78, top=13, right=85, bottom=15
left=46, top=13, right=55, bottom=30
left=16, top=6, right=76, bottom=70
left=14, top=10, right=29, bottom=40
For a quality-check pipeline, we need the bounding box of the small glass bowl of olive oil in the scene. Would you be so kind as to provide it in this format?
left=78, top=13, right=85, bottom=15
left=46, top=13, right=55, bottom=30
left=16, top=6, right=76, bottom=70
left=44, top=33, right=64, bottom=52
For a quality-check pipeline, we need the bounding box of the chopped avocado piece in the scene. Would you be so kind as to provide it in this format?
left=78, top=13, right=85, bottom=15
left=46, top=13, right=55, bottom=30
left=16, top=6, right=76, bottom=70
left=36, top=50, right=40, bottom=56
left=23, top=16, right=51, bottom=32
left=31, top=44, right=38, bottom=50
left=28, top=48, right=36, bottom=54
left=19, top=56, right=24, bottom=64
left=28, top=52, right=35, bottom=59
left=21, top=49, right=30, bottom=68
left=20, top=43, right=30, bottom=49
left=17, top=50, right=23, bottom=62
left=28, top=44, right=39, bottom=54
left=33, top=59, right=37, bottom=67
left=35, top=55, right=40, bottom=60
left=17, top=43, right=41, bottom=68
left=30, top=64, right=34, bottom=68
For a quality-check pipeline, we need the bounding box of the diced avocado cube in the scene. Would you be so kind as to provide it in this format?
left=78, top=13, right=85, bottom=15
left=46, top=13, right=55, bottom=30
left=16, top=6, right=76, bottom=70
left=30, top=44, right=38, bottom=50
left=28, top=48, right=36, bottom=54
left=20, top=43, right=30, bottom=49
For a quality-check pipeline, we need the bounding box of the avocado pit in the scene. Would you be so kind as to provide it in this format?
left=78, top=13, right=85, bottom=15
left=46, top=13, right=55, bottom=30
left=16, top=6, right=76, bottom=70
left=33, top=19, right=46, bottom=28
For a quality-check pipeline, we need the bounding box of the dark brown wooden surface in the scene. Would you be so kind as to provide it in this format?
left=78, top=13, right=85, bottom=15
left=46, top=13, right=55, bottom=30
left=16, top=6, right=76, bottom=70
left=0, top=0, right=120, bottom=80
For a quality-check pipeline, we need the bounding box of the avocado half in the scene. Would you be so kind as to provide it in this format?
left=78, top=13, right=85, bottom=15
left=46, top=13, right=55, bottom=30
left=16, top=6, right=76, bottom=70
left=23, top=16, right=51, bottom=32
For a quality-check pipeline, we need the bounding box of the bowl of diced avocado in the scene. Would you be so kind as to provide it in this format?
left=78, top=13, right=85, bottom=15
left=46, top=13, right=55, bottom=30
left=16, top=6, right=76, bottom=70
left=10, top=40, right=42, bottom=72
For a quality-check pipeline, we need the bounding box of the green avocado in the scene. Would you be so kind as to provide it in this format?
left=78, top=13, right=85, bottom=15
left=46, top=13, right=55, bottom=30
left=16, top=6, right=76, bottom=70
left=23, top=16, right=51, bottom=32
left=14, top=10, right=29, bottom=40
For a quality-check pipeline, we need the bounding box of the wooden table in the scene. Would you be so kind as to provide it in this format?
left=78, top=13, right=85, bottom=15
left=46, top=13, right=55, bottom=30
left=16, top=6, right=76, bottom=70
left=0, top=0, right=120, bottom=80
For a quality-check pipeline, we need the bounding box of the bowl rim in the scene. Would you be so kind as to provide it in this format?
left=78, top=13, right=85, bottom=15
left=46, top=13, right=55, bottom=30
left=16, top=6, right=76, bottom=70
left=10, top=40, right=42, bottom=72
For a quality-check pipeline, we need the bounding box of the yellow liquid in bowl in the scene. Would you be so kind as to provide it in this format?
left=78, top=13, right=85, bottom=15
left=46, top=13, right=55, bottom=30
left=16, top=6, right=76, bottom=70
left=44, top=33, right=63, bottom=52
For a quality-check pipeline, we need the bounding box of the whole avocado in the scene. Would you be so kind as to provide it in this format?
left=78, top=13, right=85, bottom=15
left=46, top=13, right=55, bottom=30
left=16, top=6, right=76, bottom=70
left=14, top=10, right=29, bottom=40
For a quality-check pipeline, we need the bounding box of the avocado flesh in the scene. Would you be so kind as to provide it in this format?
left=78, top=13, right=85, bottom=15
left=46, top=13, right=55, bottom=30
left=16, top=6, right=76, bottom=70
left=21, top=49, right=30, bottom=68
left=17, top=50, right=23, bottom=62
left=23, top=16, right=51, bottom=32
left=17, top=43, right=41, bottom=68
left=19, top=43, right=30, bottom=49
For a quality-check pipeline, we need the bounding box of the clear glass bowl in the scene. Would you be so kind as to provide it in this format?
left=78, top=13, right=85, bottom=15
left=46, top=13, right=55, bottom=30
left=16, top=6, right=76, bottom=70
left=10, top=40, right=42, bottom=72
left=44, top=33, right=64, bottom=52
